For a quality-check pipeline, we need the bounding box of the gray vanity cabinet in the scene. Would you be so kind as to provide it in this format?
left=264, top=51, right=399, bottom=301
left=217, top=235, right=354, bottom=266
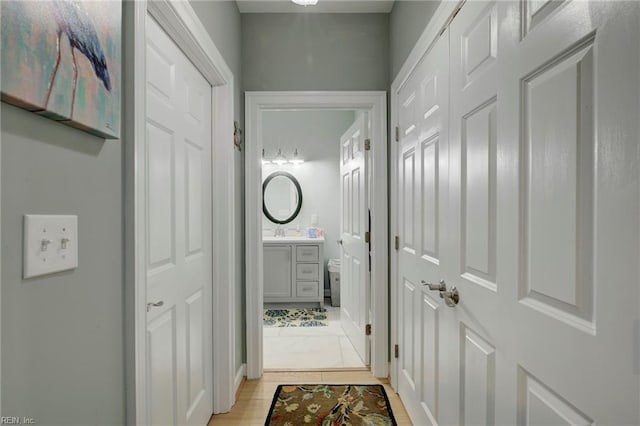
left=263, top=245, right=293, bottom=298
left=264, top=241, right=324, bottom=307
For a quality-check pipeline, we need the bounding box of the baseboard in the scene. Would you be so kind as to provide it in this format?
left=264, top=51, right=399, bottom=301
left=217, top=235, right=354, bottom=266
left=234, top=363, right=246, bottom=397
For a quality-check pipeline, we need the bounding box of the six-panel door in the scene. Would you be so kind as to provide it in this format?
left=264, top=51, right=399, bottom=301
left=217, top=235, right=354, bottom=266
left=395, top=1, right=640, bottom=424
left=340, top=113, right=370, bottom=365
left=396, top=27, right=451, bottom=425
left=145, top=15, right=213, bottom=426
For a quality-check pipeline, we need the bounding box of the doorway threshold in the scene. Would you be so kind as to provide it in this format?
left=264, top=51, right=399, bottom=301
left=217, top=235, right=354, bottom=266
left=264, top=367, right=370, bottom=373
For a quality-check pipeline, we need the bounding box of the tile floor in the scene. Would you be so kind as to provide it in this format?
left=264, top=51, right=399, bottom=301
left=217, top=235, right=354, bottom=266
left=263, top=301, right=366, bottom=370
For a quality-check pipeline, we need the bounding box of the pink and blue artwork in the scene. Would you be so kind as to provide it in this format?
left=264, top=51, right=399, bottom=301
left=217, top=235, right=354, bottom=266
left=1, top=0, right=121, bottom=139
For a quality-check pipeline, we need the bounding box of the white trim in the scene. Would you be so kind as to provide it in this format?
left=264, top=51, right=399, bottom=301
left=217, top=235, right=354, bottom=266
left=245, top=91, right=388, bottom=379
left=390, top=1, right=462, bottom=94
left=234, top=363, right=246, bottom=395
left=211, top=80, right=237, bottom=414
left=389, top=0, right=463, bottom=391
left=125, top=1, right=237, bottom=423
left=0, top=59, right=3, bottom=417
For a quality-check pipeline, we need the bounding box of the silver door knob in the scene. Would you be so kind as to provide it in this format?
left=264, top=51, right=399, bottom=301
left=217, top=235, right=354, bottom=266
left=146, top=301, right=164, bottom=312
left=422, top=280, right=446, bottom=292
left=337, top=239, right=343, bottom=245
left=440, top=287, right=460, bottom=307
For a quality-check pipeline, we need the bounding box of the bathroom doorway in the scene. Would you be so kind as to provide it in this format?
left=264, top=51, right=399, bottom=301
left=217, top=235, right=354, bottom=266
left=261, top=109, right=366, bottom=370
left=245, top=91, right=388, bottom=378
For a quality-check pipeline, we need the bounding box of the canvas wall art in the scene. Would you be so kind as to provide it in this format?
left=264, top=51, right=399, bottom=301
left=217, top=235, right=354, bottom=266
left=1, top=0, right=122, bottom=139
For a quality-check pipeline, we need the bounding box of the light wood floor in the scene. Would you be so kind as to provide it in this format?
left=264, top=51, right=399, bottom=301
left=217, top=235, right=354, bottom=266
left=208, top=370, right=412, bottom=425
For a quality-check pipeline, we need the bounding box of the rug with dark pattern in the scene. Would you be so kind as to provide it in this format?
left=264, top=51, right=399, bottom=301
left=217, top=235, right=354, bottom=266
left=263, top=308, right=328, bottom=327
left=265, top=384, right=397, bottom=425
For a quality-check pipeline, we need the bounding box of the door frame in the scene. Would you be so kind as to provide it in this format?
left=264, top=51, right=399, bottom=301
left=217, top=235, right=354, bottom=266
left=245, top=91, right=388, bottom=379
left=0, top=79, right=3, bottom=417
left=124, top=1, right=237, bottom=423
left=389, top=0, right=463, bottom=390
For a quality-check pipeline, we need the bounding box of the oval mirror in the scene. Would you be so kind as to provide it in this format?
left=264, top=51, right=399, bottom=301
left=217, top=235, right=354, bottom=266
left=263, top=171, right=303, bottom=224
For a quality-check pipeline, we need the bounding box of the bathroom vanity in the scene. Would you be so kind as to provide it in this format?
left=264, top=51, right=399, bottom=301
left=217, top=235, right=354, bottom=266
left=263, top=236, right=325, bottom=307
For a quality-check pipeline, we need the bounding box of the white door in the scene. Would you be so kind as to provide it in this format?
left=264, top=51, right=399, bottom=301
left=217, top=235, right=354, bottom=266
left=445, top=2, right=504, bottom=423
left=340, top=113, right=370, bottom=364
left=395, top=30, right=451, bottom=425
left=145, top=15, right=213, bottom=426
left=395, top=1, right=640, bottom=424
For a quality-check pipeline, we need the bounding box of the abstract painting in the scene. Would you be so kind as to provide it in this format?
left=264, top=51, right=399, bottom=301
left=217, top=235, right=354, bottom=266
left=1, top=0, right=121, bottom=139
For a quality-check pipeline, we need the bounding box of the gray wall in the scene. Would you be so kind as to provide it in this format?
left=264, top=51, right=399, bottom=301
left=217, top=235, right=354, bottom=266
left=0, top=3, right=442, bottom=420
left=1, top=104, right=124, bottom=425
left=190, top=0, right=242, bottom=121
left=189, top=0, right=245, bottom=372
left=389, top=0, right=441, bottom=81
left=242, top=13, right=389, bottom=91
left=1, top=2, right=244, bottom=424
left=262, top=110, right=355, bottom=292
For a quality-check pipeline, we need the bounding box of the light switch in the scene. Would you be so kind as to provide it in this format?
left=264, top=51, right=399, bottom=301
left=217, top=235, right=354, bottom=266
left=23, top=215, right=78, bottom=279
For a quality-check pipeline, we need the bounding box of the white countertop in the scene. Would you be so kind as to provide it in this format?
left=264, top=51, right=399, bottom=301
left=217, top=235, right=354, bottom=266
left=263, top=235, right=325, bottom=243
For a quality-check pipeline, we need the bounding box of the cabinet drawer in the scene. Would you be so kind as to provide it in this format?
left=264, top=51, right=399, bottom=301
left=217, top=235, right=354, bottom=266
left=296, top=281, right=320, bottom=298
left=296, top=263, right=319, bottom=280
left=296, top=245, right=319, bottom=262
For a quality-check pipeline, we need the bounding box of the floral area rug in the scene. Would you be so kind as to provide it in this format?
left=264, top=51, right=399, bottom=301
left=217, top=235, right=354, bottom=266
left=265, top=384, right=397, bottom=425
left=263, top=308, right=328, bottom=327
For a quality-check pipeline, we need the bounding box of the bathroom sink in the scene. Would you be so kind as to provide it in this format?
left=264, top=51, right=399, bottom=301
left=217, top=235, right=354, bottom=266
left=262, top=235, right=325, bottom=243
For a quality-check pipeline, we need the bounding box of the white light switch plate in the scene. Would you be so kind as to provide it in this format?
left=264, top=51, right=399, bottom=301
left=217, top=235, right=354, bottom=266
left=23, top=215, right=78, bottom=279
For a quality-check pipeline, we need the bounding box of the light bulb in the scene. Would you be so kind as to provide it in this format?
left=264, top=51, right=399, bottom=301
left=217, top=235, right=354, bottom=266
left=261, top=149, right=271, bottom=165
left=273, top=148, right=287, bottom=166
left=289, top=149, right=304, bottom=165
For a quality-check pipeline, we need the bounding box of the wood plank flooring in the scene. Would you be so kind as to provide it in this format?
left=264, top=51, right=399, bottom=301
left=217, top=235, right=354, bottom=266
left=208, top=370, right=412, bottom=425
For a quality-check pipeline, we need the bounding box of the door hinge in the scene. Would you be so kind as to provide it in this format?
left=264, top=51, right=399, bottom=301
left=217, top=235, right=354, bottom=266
left=394, top=236, right=399, bottom=250
left=365, top=231, right=370, bottom=243
left=394, top=344, right=399, bottom=358
left=364, top=138, right=371, bottom=151
left=395, top=126, right=399, bottom=142
left=366, top=324, right=372, bottom=336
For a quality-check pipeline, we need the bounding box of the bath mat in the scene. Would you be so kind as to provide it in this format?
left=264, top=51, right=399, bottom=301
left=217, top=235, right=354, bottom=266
left=263, top=308, right=328, bottom=327
left=265, top=384, right=397, bottom=425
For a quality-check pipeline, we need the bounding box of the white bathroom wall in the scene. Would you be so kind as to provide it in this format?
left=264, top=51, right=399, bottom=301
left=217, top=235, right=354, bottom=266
left=262, top=110, right=356, bottom=292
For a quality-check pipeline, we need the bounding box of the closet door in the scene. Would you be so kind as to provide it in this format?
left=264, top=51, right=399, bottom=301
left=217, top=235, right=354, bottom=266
left=500, top=1, right=639, bottom=423
left=145, top=15, right=213, bottom=426
left=448, top=1, right=640, bottom=424
left=394, top=1, right=639, bottom=425
left=446, top=1, right=505, bottom=424
left=396, top=30, right=451, bottom=426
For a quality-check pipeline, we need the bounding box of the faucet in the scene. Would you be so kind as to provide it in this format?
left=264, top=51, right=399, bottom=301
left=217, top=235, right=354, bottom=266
left=274, top=226, right=285, bottom=237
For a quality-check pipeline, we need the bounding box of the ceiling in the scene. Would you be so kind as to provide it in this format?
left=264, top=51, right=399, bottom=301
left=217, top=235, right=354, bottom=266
left=236, top=0, right=396, bottom=14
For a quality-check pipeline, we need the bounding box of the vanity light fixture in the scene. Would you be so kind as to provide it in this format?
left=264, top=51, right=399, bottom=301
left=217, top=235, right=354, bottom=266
left=264, top=148, right=305, bottom=166
left=291, top=0, right=318, bottom=6
left=289, top=148, right=304, bottom=165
